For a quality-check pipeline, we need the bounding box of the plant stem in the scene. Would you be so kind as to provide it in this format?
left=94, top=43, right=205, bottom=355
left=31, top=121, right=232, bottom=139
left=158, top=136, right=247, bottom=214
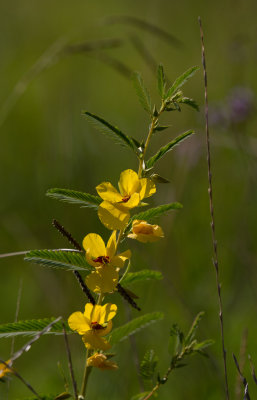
left=198, top=16, right=229, bottom=400
left=80, top=349, right=92, bottom=399
left=138, top=102, right=165, bottom=178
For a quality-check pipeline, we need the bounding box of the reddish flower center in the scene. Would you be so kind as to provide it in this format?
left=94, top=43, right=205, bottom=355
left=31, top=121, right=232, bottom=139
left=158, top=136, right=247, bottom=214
left=91, top=321, right=104, bottom=330
left=93, top=256, right=110, bottom=264
left=122, top=195, right=131, bottom=203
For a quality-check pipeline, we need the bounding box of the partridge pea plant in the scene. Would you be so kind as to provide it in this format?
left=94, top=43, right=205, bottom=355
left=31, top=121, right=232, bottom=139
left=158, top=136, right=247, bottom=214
left=0, top=65, right=213, bottom=400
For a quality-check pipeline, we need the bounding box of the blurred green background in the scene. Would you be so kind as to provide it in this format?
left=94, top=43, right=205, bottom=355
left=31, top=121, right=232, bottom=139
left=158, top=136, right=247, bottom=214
left=1, top=0, right=257, bottom=398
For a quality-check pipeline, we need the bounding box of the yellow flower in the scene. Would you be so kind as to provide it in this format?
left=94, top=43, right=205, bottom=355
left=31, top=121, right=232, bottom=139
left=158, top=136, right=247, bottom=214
left=127, top=220, right=164, bottom=243
left=96, top=169, right=156, bottom=230
left=0, top=360, right=12, bottom=379
left=87, top=353, right=118, bottom=370
left=68, top=303, right=117, bottom=351
left=83, top=231, right=131, bottom=293
left=83, top=231, right=131, bottom=269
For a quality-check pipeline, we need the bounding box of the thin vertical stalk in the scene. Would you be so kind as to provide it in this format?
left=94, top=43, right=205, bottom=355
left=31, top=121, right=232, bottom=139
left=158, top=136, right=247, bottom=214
left=198, top=17, right=229, bottom=400
left=80, top=349, right=92, bottom=398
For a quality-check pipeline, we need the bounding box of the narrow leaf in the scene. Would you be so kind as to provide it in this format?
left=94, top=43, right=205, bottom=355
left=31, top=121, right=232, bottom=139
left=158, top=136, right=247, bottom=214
left=0, top=318, right=72, bottom=338
left=121, top=270, right=163, bottom=286
left=193, top=339, right=214, bottom=351
left=128, top=203, right=183, bottom=231
left=84, top=111, right=135, bottom=151
left=165, top=66, right=199, bottom=99
left=140, top=349, right=158, bottom=380
left=185, top=311, right=205, bottom=345
left=146, top=130, right=194, bottom=169
left=132, top=72, right=152, bottom=115
left=179, top=97, right=199, bottom=111
left=157, top=64, right=166, bottom=98
left=24, top=250, right=93, bottom=272
left=109, top=312, right=163, bottom=345
left=46, top=188, right=101, bottom=209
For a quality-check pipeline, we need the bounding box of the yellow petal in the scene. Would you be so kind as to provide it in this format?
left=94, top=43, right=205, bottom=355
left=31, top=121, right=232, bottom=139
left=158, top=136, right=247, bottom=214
left=68, top=311, right=91, bottom=335
left=118, top=169, right=140, bottom=196
left=0, top=360, right=12, bottom=379
left=83, top=233, right=106, bottom=260
left=98, top=201, right=130, bottom=230
left=82, top=331, right=111, bottom=351
left=86, top=267, right=119, bottom=293
left=106, top=231, right=117, bottom=259
left=98, top=303, right=117, bottom=325
left=111, top=249, right=131, bottom=268
left=127, top=220, right=164, bottom=243
left=139, top=178, right=156, bottom=199
left=96, top=182, right=122, bottom=202
left=119, top=192, right=140, bottom=209
left=87, top=353, right=118, bottom=370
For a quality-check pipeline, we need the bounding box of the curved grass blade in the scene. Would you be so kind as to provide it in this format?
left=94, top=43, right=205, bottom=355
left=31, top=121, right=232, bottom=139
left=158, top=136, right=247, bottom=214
left=157, top=64, right=166, bottom=98
left=109, top=312, right=163, bottom=345
left=24, top=250, right=93, bottom=272
left=146, top=130, right=194, bottom=169
left=83, top=111, right=135, bottom=151
left=46, top=188, right=101, bottom=208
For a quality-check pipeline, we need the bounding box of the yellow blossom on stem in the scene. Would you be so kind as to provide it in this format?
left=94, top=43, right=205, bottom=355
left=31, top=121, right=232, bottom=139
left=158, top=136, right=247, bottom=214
left=68, top=303, right=117, bottom=351
left=83, top=231, right=131, bottom=293
left=127, top=220, right=164, bottom=243
left=86, top=353, right=118, bottom=370
left=96, top=169, right=156, bottom=230
left=0, top=360, right=12, bottom=379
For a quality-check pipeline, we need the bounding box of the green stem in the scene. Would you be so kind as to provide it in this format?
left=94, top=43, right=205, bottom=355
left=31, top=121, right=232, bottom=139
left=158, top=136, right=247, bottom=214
left=80, top=349, right=93, bottom=399
left=138, top=102, right=165, bottom=178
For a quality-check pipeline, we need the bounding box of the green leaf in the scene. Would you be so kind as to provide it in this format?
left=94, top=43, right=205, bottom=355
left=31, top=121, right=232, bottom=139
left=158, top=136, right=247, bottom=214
left=146, top=130, right=194, bottom=169
left=109, top=312, right=163, bottom=345
left=178, top=97, right=199, bottom=111
left=132, top=72, right=152, bottom=115
left=185, top=311, right=205, bottom=345
left=140, top=349, right=158, bottom=380
left=165, top=66, right=199, bottom=99
left=153, top=125, right=170, bottom=133
left=121, top=270, right=163, bottom=286
left=131, top=392, right=151, bottom=400
left=17, top=395, right=70, bottom=400
left=0, top=318, right=72, bottom=338
left=193, top=339, right=214, bottom=351
left=46, top=188, right=102, bottom=209
left=24, top=250, right=93, bottom=272
left=84, top=111, right=135, bottom=151
left=128, top=203, right=183, bottom=231
left=157, top=64, right=166, bottom=98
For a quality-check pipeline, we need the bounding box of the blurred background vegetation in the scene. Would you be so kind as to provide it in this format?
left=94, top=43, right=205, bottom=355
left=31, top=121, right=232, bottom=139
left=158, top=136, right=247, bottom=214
left=1, top=0, right=257, bottom=398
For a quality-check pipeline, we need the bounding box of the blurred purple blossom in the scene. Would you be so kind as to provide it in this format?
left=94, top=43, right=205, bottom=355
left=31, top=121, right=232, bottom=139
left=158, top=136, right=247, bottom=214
left=209, top=86, right=255, bottom=128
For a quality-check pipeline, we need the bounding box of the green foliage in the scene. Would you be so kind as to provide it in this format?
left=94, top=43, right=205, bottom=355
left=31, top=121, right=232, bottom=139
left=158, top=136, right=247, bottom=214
left=109, top=312, right=164, bottom=345
left=46, top=188, right=102, bottom=208
left=0, top=318, right=72, bottom=338
left=132, top=72, right=152, bottom=115
left=18, top=395, right=71, bottom=400
left=185, top=311, right=205, bottom=345
left=24, top=250, right=92, bottom=272
left=146, top=130, right=195, bottom=169
left=165, top=66, right=199, bottom=99
left=130, top=393, right=151, bottom=400
left=121, top=269, right=163, bottom=286
left=83, top=111, right=136, bottom=151
left=157, top=64, right=166, bottom=99
left=129, top=202, right=183, bottom=229
left=178, top=96, right=199, bottom=111
left=140, top=349, right=158, bottom=381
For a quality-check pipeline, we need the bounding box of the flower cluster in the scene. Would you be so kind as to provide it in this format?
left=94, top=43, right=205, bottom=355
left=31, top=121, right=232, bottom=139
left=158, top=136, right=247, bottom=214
left=68, top=169, right=164, bottom=370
